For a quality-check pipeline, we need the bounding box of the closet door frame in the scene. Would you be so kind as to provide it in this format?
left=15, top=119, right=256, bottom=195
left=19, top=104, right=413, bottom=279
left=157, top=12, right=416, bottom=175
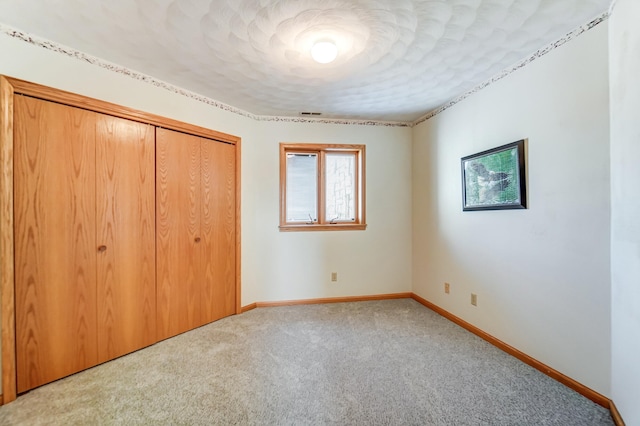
left=0, top=76, right=242, bottom=404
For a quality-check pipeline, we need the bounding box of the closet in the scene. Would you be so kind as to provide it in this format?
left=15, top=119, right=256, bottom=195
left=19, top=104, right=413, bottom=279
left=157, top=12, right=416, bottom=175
left=2, top=77, right=240, bottom=400
left=13, top=95, right=156, bottom=393
left=156, top=128, right=236, bottom=340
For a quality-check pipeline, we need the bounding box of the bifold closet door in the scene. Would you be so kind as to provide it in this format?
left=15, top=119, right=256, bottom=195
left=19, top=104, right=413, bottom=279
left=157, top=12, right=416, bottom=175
left=201, top=140, right=236, bottom=323
left=96, top=115, right=156, bottom=363
left=14, top=95, right=98, bottom=393
left=156, top=128, right=202, bottom=340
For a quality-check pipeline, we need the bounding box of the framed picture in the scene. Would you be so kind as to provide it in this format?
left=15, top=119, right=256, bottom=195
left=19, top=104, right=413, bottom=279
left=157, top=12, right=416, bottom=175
left=461, top=139, right=527, bottom=211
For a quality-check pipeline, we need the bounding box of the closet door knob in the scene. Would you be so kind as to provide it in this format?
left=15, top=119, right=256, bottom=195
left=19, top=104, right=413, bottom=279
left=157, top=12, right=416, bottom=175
left=194, top=237, right=201, bottom=243
left=97, top=245, right=107, bottom=252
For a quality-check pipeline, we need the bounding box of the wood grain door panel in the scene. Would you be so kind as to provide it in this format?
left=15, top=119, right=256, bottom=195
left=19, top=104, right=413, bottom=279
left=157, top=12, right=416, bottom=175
left=96, top=115, right=156, bottom=362
left=201, top=140, right=236, bottom=324
left=14, top=96, right=98, bottom=393
left=9, top=82, right=239, bottom=398
left=156, top=128, right=202, bottom=340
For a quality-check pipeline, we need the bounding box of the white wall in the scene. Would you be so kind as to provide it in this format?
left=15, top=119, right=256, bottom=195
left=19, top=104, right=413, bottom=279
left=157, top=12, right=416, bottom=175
left=0, top=32, right=413, bottom=394
left=610, top=0, right=640, bottom=423
left=244, top=120, right=412, bottom=303
left=412, top=22, right=611, bottom=395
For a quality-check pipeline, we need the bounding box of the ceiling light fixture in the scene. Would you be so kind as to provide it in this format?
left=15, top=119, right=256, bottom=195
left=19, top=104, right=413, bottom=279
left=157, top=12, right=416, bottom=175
left=311, top=41, right=338, bottom=64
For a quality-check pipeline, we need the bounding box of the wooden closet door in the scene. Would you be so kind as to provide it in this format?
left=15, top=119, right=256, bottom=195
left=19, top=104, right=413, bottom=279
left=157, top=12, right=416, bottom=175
left=156, top=128, right=202, bottom=340
left=96, top=115, right=156, bottom=363
left=14, top=96, right=98, bottom=393
left=201, top=140, right=236, bottom=324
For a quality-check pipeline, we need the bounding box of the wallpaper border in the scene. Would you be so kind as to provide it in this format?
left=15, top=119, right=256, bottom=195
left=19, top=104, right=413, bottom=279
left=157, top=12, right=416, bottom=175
left=0, top=10, right=609, bottom=128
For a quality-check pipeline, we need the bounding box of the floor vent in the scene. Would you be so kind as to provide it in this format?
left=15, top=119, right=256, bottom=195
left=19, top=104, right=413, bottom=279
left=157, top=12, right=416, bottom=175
left=299, top=112, right=322, bottom=116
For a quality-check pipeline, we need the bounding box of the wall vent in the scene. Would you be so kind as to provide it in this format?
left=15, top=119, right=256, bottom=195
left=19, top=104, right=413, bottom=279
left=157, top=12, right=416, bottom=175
left=299, top=112, right=322, bottom=116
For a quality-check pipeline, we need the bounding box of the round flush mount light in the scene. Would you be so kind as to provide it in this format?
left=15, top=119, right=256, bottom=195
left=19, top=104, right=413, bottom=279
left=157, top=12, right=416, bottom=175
left=311, top=41, right=338, bottom=64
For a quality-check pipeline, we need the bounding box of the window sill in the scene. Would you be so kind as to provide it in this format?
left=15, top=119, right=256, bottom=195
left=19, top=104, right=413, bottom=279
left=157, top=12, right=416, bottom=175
left=279, top=223, right=367, bottom=232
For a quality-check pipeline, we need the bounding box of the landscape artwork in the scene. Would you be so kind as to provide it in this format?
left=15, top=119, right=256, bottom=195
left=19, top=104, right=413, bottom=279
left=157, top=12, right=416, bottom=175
left=461, top=139, right=527, bottom=211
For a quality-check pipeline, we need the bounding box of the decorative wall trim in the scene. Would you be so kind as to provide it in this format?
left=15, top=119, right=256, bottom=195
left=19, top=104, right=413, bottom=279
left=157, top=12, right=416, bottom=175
left=256, top=114, right=409, bottom=128
left=0, top=76, right=16, bottom=404
left=1, top=10, right=609, bottom=128
left=241, top=303, right=258, bottom=313
left=240, top=293, right=412, bottom=311
left=609, top=399, right=626, bottom=426
left=411, top=11, right=610, bottom=126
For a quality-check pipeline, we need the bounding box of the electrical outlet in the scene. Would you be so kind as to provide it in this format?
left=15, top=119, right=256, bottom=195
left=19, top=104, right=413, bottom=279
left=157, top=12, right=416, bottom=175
left=471, top=293, right=477, bottom=306
left=331, top=272, right=338, bottom=282
left=444, top=282, right=450, bottom=294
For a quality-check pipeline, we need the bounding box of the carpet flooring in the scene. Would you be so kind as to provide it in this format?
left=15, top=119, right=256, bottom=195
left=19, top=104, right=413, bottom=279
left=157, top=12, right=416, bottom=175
left=0, top=299, right=614, bottom=425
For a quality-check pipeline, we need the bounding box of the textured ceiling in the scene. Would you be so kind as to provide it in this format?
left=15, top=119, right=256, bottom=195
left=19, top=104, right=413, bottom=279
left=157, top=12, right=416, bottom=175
left=0, top=0, right=610, bottom=123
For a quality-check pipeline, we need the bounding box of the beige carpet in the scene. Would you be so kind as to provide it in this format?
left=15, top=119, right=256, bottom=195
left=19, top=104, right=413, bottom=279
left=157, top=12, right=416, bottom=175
left=0, top=299, right=614, bottom=425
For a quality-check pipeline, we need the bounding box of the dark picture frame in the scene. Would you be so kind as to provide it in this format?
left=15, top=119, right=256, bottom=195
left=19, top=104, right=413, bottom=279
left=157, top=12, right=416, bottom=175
left=461, top=139, right=527, bottom=211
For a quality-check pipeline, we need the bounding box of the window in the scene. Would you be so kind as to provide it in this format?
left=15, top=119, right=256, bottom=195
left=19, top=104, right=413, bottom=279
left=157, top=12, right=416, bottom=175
left=280, top=143, right=366, bottom=231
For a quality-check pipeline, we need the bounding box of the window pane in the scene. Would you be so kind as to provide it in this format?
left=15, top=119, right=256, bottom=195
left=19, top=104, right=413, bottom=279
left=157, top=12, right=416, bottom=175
left=325, top=152, right=356, bottom=221
left=286, top=153, right=318, bottom=222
